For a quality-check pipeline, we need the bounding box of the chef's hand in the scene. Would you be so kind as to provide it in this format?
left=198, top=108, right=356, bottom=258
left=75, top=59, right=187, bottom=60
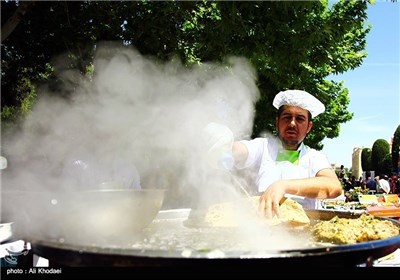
left=202, top=122, right=234, bottom=170
left=258, top=181, right=287, bottom=219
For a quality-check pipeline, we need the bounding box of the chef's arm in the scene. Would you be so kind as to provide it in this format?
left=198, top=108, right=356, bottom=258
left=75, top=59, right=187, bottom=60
left=279, top=169, right=343, bottom=199
left=259, top=167, right=342, bottom=218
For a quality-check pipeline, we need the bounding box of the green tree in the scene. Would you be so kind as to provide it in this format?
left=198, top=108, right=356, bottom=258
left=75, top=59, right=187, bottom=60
left=371, top=139, right=390, bottom=176
left=1, top=0, right=373, bottom=149
left=392, top=124, right=400, bottom=174
left=381, top=153, right=393, bottom=176
left=361, top=147, right=372, bottom=171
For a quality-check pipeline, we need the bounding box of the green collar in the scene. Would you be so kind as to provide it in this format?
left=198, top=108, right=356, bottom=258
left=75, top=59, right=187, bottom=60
left=276, top=149, right=300, bottom=165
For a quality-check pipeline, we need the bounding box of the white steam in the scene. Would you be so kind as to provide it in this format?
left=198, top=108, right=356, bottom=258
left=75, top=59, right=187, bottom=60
left=2, top=42, right=260, bottom=209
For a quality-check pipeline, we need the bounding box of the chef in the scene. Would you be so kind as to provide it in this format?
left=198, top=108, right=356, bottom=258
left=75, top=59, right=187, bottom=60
left=204, top=89, right=342, bottom=218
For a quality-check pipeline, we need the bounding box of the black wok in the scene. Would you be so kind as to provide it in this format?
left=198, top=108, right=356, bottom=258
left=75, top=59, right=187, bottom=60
left=29, top=209, right=400, bottom=267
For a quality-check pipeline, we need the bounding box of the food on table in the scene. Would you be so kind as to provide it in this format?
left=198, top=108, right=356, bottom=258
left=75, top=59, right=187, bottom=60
left=310, top=214, right=400, bottom=244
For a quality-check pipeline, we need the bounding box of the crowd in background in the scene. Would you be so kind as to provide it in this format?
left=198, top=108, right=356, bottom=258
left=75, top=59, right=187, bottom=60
left=337, top=165, right=400, bottom=202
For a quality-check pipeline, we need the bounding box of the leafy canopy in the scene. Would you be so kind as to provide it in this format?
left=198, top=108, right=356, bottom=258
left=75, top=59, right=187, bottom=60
left=1, top=0, right=372, bottom=149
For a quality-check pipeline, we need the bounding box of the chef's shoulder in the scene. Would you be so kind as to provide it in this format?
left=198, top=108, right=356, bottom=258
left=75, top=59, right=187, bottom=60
left=303, top=145, right=333, bottom=171
left=233, top=136, right=277, bottom=168
left=303, top=144, right=329, bottom=159
left=239, top=135, right=278, bottom=149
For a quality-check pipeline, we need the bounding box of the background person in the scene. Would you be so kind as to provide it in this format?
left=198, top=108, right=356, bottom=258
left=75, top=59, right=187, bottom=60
left=339, top=165, right=346, bottom=180
left=377, top=175, right=390, bottom=194
left=366, top=174, right=376, bottom=194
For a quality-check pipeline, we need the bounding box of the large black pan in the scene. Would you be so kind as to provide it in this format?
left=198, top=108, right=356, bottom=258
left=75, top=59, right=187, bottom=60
left=1, top=189, right=165, bottom=247
left=29, top=209, right=400, bottom=268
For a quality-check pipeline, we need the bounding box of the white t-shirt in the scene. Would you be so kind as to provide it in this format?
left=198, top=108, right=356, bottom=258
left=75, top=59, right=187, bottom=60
left=378, top=179, right=390, bottom=194
left=235, top=136, right=333, bottom=209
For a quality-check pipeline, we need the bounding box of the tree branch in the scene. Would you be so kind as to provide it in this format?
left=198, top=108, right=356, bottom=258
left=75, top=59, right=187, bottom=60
left=1, top=1, right=35, bottom=43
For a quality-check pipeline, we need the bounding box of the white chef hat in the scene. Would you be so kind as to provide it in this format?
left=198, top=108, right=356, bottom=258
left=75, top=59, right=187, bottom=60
left=273, top=89, right=325, bottom=118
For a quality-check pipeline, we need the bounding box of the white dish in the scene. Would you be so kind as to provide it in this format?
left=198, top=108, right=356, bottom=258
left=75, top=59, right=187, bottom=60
left=0, top=222, right=13, bottom=243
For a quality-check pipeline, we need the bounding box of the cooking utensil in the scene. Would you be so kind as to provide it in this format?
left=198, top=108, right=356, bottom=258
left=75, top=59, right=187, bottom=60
left=228, top=171, right=251, bottom=198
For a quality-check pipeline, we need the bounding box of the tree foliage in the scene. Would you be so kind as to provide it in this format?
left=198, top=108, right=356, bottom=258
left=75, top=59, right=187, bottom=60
left=381, top=153, right=393, bottom=177
left=392, top=124, right=400, bottom=173
left=1, top=0, right=373, bottom=149
left=371, top=139, right=390, bottom=176
left=361, top=147, right=372, bottom=172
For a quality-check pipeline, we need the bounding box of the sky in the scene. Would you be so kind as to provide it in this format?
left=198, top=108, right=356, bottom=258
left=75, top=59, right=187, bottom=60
left=322, top=1, right=400, bottom=169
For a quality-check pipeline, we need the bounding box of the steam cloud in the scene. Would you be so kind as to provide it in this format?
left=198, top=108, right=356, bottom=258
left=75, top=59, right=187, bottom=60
left=2, top=42, right=260, bottom=208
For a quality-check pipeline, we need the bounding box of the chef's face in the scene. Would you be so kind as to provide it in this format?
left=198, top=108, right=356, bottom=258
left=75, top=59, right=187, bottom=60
left=276, top=105, right=312, bottom=150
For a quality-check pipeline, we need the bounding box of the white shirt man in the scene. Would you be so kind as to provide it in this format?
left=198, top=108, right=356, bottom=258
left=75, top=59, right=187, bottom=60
left=378, top=176, right=390, bottom=194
